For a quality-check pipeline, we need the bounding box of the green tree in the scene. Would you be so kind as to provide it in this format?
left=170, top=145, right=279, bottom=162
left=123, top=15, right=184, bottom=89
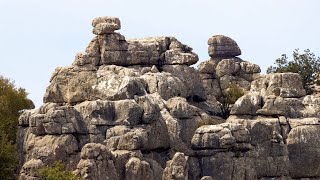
left=218, top=85, right=244, bottom=119
left=0, top=76, right=34, bottom=179
left=267, top=49, right=320, bottom=94
left=38, top=161, right=76, bottom=180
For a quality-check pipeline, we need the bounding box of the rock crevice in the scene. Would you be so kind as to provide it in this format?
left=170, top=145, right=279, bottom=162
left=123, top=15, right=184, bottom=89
left=18, top=16, right=320, bottom=180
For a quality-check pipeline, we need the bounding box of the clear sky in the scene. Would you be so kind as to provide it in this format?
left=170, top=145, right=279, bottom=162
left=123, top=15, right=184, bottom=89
left=1, top=0, right=320, bottom=107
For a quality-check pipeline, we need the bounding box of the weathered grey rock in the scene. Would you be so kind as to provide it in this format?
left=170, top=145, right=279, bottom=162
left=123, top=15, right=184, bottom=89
left=75, top=143, right=119, bottom=180
left=85, top=36, right=101, bottom=57
left=251, top=73, right=306, bottom=98
left=201, top=153, right=256, bottom=180
left=127, top=37, right=198, bottom=66
left=135, top=94, right=161, bottom=124
left=99, top=33, right=128, bottom=51
left=18, top=16, right=320, bottom=180
left=197, top=59, right=218, bottom=74
left=162, top=65, right=206, bottom=101
left=44, top=65, right=147, bottom=104
left=19, top=159, right=44, bottom=180
left=128, top=38, right=162, bottom=65
left=92, top=16, right=121, bottom=35
left=200, top=176, right=213, bottom=180
left=125, top=157, right=154, bottom=180
left=163, top=97, right=224, bottom=148
left=100, top=50, right=129, bottom=65
left=166, top=97, right=198, bottom=119
left=105, top=118, right=170, bottom=151
left=302, top=95, right=320, bottom=117
left=72, top=52, right=100, bottom=67
left=75, top=99, right=143, bottom=126
left=191, top=123, right=250, bottom=150
left=226, top=116, right=290, bottom=178
left=215, top=58, right=241, bottom=77
left=208, top=35, right=241, bottom=58
left=219, top=75, right=251, bottom=92
left=257, top=96, right=304, bottom=118
left=25, top=134, right=79, bottom=167
left=287, top=125, right=320, bottom=178
left=239, top=61, right=261, bottom=74
left=111, top=150, right=144, bottom=180
left=200, top=76, right=222, bottom=102
left=230, top=94, right=262, bottom=115
left=141, top=72, right=187, bottom=100
left=164, top=49, right=198, bottom=66
left=162, top=152, right=188, bottom=180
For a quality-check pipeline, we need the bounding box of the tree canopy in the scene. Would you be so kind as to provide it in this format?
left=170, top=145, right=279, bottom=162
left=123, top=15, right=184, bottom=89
left=267, top=49, right=320, bottom=94
left=0, top=76, right=34, bottom=179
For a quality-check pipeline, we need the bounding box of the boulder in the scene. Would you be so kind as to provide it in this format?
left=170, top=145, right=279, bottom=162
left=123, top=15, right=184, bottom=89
left=207, top=35, right=241, bottom=58
left=200, top=153, right=256, bottom=180
left=197, top=59, right=218, bottom=74
left=162, top=65, right=206, bottom=101
left=287, top=124, right=320, bottom=178
left=127, top=37, right=198, bottom=66
left=105, top=119, right=170, bottom=151
left=125, top=157, right=154, bottom=180
left=75, top=143, right=119, bottom=180
left=25, top=134, right=79, bottom=167
left=44, top=65, right=147, bottom=104
left=230, top=94, right=262, bottom=115
left=74, top=99, right=143, bottom=126
left=18, top=16, right=320, bottom=180
left=257, top=96, right=304, bottom=118
left=141, top=72, right=187, bottom=100
left=215, top=58, right=241, bottom=77
left=251, top=73, right=306, bottom=98
left=166, top=97, right=198, bottom=119
left=191, top=123, right=250, bottom=150
left=92, top=16, right=121, bottom=35
left=162, top=152, right=188, bottom=180
left=164, top=49, right=198, bottom=66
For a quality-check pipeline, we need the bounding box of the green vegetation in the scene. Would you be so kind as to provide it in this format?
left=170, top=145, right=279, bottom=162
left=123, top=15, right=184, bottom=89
left=267, top=49, right=320, bottom=94
left=218, top=85, right=244, bottom=119
left=38, top=161, right=76, bottom=180
left=0, top=76, right=34, bottom=179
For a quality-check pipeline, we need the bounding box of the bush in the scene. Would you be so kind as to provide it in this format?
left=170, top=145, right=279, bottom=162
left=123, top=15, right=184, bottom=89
left=218, top=85, right=244, bottom=119
left=38, top=161, right=76, bottom=180
left=267, top=49, right=320, bottom=94
left=0, top=76, right=34, bottom=179
left=0, top=134, right=18, bottom=179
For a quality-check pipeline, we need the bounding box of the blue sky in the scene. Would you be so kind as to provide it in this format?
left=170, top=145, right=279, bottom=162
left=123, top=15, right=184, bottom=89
left=1, top=0, right=320, bottom=107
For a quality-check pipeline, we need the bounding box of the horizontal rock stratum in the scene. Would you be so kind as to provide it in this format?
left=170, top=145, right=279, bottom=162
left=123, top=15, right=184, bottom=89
left=18, top=16, right=320, bottom=180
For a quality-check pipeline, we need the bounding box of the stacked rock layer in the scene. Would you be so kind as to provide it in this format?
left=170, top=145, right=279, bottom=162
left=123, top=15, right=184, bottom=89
left=18, top=17, right=320, bottom=180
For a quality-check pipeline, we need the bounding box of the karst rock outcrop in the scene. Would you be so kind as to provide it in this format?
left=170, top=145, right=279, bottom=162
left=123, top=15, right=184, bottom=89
left=18, top=16, right=320, bottom=180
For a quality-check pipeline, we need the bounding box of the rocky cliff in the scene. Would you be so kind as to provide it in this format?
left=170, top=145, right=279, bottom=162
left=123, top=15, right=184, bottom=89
left=17, top=17, right=320, bottom=180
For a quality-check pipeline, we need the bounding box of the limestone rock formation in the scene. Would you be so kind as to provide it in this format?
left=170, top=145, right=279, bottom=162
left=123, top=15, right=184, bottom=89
left=17, top=16, right=320, bottom=180
left=198, top=35, right=261, bottom=105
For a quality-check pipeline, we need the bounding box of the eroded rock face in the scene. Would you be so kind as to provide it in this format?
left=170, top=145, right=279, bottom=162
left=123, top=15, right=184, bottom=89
left=208, top=35, right=241, bottom=58
left=198, top=38, right=261, bottom=103
left=17, top=16, right=320, bottom=180
left=162, top=152, right=188, bottom=180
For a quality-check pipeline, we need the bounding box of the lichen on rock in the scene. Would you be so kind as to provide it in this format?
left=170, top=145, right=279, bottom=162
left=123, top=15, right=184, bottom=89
left=17, top=16, right=320, bottom=180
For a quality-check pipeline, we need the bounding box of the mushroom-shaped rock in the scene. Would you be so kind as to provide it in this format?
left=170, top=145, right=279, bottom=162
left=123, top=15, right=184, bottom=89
left=208, top=35, right=241, bottom=58
left=92, top=16, right=121, bottom=35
